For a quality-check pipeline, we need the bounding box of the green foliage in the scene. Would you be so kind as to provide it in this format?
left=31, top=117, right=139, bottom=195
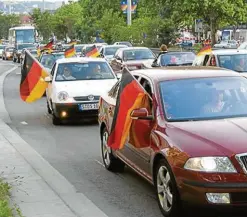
left=0, top=179, right=13, bottom=217
left=0, top=13, right=20, bottom=39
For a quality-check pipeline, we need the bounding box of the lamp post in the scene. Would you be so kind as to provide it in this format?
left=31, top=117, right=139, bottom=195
left=127, top=0, right=132, bottom=25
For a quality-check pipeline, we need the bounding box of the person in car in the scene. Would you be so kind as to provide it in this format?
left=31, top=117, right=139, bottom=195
left=56, top=66, right=76, bottom=80
left=153, top=44, right=168, bottom=65
left=201, top=89, right=225, bottom=113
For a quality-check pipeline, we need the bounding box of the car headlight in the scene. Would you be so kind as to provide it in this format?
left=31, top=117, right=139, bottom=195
left=58, top=91, right=69, bottom=101
left=184, top=157, right=237, bottom=173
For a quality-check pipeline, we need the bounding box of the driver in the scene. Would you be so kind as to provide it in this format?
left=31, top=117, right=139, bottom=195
left=202, top=89, right=225, bottom=113
left=56, top=66, right=76, bottom=80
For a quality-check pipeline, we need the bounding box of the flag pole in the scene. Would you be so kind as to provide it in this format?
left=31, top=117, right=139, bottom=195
left=127, top=0, right=132, bottom=26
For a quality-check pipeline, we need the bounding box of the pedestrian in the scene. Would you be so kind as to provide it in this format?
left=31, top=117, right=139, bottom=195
left=152, top=44, right=168, bottom=66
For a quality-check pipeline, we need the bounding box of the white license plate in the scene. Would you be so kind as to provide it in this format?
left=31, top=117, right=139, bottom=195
left=79, top=103, right=98, bottom=110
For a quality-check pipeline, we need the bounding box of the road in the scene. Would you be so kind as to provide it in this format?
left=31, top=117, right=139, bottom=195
left=2, top=59, right=162, bottom=217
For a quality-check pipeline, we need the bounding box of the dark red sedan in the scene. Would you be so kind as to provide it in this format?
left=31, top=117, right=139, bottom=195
left=98, top=66, right=247, bottom=217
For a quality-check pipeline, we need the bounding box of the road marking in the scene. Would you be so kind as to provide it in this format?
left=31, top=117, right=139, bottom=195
left=95, top=159, right=105, bottom=167
left=16, top=72, right=21, bottom=75
left=20, top=121, right=28, bottom=125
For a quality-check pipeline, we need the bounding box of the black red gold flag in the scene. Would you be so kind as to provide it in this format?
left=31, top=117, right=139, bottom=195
left=20, top=50, right=49, bottom=103
left=64, top=44, right=76, bottom=58
left=85, top=45, right=100, bottom=57
left=107, top=68, right=149, bottom=150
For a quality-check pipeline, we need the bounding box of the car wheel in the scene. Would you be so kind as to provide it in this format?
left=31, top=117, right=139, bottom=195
left=18, top=58, right=20, bottom=63
left=13, top=57, right=16, bottom=62
left=52, top=114, right=60, bottom=125
left=155, top=159, right=181, bottom=217
left=101, top=127, right=125, bottom=172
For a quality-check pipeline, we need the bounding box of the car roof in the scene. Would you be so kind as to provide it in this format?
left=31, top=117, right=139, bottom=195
left=212, top=49, right=247, bottom=55
left=132, top=66, right=241, bottom=82
left=118, top=47, right=150, bottom=51
left=102, top=45, right=128, bottom=48
left=56, top=57, right=107, bottom=64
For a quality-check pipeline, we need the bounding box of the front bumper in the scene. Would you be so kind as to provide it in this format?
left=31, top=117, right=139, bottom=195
left=53, top=102, right=99, bottom=119
left=176, top=169, right=247, bottom=208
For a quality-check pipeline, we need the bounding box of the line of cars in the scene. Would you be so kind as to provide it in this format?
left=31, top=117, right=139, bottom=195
left=38, top=41, right=247, bottom=217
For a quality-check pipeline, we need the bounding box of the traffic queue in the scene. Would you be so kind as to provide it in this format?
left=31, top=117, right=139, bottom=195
left=4, top=40, right=247, bottom=217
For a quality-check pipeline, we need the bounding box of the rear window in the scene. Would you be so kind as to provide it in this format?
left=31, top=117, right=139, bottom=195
left=40, top=54, right=65, bottom=69
left=55, top=62, right=115, bottom=81
left=160, top=52, right=196, bottom=66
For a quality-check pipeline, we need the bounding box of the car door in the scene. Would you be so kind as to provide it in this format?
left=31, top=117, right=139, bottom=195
left=46, top=63, right=56, bottom=106
left=121, top=76, right=154, bottom=177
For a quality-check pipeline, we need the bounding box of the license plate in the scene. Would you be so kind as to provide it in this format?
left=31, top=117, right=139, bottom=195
left=79, top=103, right=99, bottom=111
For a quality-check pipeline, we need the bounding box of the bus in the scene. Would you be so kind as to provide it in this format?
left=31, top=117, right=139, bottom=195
left=8, top=26, right=37, bottom=45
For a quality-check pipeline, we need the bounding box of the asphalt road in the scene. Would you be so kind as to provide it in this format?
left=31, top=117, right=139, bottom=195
left=2, top=60, right=163, bottom=217
left=2, top=59, right=246, bottom=217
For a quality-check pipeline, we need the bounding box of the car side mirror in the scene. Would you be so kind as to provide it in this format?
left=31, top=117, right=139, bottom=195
left=130, top=108, right=153, bottom=120
left=116, top=56, right=122, bottom=61
left=151, top=62, right=158, bottom=67
left=44, top=76, right=52, bottom=82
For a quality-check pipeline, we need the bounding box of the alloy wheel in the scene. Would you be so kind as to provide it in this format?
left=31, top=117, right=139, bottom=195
left=157, top=165, right=173, bottom=212
left=102, top=131, right=111, bottom=166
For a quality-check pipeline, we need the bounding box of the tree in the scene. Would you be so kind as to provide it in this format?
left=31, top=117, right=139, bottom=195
left=0, top=13, right=20, bottom=39
left=165, top=0, right=247, bottom=45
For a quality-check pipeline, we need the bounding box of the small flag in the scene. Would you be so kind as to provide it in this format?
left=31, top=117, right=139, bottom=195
left=44, top=40, right=53, bottom=49
left=64, top=44, right=76, bottom=58
left=107, top=68, right=150, bottom=150
left=20, top=50, right=49, bottom=103
left=85, top=45, right=100, bottom=58
left=197, top=45, right=212, bottom=56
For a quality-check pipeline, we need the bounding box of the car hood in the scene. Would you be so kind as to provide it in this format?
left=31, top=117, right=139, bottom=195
left=167, top=118, right=247, bottom=157
left=55, top=79, right=117, bottom=97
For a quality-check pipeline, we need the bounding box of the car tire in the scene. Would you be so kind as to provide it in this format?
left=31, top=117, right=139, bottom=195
left=13, top=57, right=16, bottom=62
left=101, top=127, right=125, bottom=172
left=52, top=114, right=60, bottom=125
left=155, top=159, right=182, bottom=217
left=18, top=58, right=20, bottom=63
left=2, top=56, right=4, bottom=60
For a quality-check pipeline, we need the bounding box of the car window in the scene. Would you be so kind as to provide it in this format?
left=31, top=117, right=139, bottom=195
left=160, top=76, right=247, bottom=121
left=55, top=61, right=115, bottom=81
left=160, top=52, right=195, bottom=66
left=123, top=49, right=155, bottom=61
left=105, top=47, right=125, bottom=56
left=218, top=54, right=247, bottom=72
left=40, top=54, right=65, bottom=69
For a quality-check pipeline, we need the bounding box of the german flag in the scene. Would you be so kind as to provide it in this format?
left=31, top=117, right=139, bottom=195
left=20, top=50, right=49, bottom=103
left=43, top=40, right=53, bottom=49
left=65, top=44, right=76, bottom=58
left=85, top=45, right=100, bottom=57
left=197, top=45, right=212, bottom=56
left=107, top=68, right=149, bottom=150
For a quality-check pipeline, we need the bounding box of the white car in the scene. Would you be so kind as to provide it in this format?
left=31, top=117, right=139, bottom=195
left=213, top=40, right=238, bottom=49
left=45, top=57, right=119, bottom=125
left=99, top=45, right=127, bottom=62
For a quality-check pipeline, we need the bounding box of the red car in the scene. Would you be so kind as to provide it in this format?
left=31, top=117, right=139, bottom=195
left=110, top=47, right=156, bottom=73
left=99, top=66, right=247, bottom=217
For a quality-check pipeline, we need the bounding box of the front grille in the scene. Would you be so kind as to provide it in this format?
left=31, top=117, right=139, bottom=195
left=236, top=153, right=247, bottom=174
left=73, top=96, right=100, bottom=101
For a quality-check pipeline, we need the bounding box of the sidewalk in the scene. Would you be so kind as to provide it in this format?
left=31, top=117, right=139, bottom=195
left=0, top=120, right=108, bottom=217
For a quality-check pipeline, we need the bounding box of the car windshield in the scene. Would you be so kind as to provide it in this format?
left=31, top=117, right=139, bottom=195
left=55, top=62, right=115, bottom=81
left=160, top=52, right=196, bottom=66
left=160, top=76, right=247, bottom=121
left=40, top=54, right=65, bottom=69
left=0, top=45, right=5, bottom=49
left=123, top=49, right=155, bottom=61
left=105, top=46, right=125, bottom=56
left=75, top=45, right=84, bottom=52
left=17, top=44, right=36, bottom=50
left=6, top=48, right=13, bottom=52
left=218, top=54, right=247, bottom=72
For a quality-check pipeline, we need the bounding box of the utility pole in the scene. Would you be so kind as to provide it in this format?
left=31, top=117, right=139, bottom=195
left=127, top=0, right=132, bottom=26
left=42, top=0, right=45, bottom=12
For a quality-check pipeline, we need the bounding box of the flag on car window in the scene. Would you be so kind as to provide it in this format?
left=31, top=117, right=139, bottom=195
left=85, top=45, right=100, bottom=57
left=20, top=50, right=49, bottom=103
left=107, top=68, right=150, bottom=150
left=64, top=44, right=76, bottom=58
left=197, top=45, right=212, bottom=56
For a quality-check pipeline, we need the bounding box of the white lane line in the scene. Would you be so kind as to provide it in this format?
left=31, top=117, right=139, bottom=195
left=20, top=121, right=28, bottom=125
left=95, top=159, right=105, bottom=167
left=16, top=72, right=21, bottom=75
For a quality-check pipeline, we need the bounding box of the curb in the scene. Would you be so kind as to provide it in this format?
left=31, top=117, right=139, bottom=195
left=0, top=64, right=108, bottom=217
